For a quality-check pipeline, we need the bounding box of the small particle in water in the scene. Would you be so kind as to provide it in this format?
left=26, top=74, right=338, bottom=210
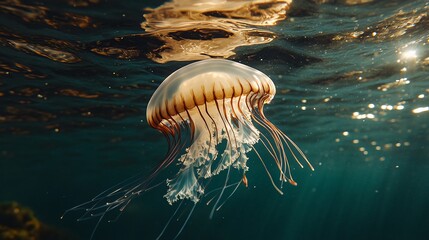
left=395, top=105, right=405, bottom=110
left=368, top=103, right=375, bottom=108
left=418, top=94, right=424, bottom=98
left=352, top=139, right=359, bottom=144
left=54, top=128, right=60, bottom=133
left=384, top=143, right=393, bottom=150
left=395, top=165, right=399, bottom=168
left=379, top=157, right=385, bottom=161
left=412, top=106, right=429, bottom=114
left=342, top=131, right=349, bottom=136
left=381, top=104, right=394, bottom=110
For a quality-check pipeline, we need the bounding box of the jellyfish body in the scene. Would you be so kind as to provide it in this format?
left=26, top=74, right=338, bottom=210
left=147, top=59, right=313, bottom=205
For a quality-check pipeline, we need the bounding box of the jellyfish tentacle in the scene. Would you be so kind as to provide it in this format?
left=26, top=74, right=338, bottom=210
left=200, top=100, right=219, bottom=178
left=251, top=145, right=284, bottom=195
left=213, top=91, right=234, bottom=174
left=156, top=201, right=184, bottom=240
left=213, top=100, right=238, bottom=175
left=222, top=94, right=238, bottom=150
left=214, top=177, right=242, bottom=212
left=249, top=96, right=292, bottom=182
left=193, top=102, right=218, bottom=179
left=275, top=127, right=314, bottom=171
left=173, top=203, right=197, bottom=240
left=254, top=111, right=292, bottom=184
left=209, top=166, right=231, bottom=219
left=182, top=96, right=196, bottom=144
left=245, top=92, right=287, bottom=178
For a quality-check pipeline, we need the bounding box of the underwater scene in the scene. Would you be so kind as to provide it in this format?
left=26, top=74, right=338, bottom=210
left=0, top=0, right=428, bottom=239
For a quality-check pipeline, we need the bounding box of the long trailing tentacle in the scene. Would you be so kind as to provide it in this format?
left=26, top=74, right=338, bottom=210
left=209, top=166, right=231, bottom=219
left=156, top=201, right=184, bottom=240
left=62, top=112, right=189, bottom=239
left=173, top=203, right=197, bottom=240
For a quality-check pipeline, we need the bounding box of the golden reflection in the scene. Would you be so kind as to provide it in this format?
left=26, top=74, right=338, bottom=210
left=1, top=106, right=56, bottom=123
left=333, top=6, right=428, bottom=43
left=59, top=89, right=99, bottom=99
left=0, top=0, right=96, bottom=29
left=67, top=0, right=100, bottom=7
left=143, top=0, right=291, bottom=29
left=145, top=23, right=276, bottom=63
left=316, top=0, right=373, bottom=4
left=91, top=46, right=140, bottom=59
left=0, top=61, right=47, bottom=79
left=139, top=0, right=292, bottom=63
left=7, top=40, right=81, bottom=63
left=377, top=78, right=410, bottom=91
left=0, top=27, right=81, bottom=63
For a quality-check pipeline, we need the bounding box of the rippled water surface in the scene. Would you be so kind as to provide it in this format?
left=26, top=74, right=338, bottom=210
left=1, top=0, right=428, bottom=239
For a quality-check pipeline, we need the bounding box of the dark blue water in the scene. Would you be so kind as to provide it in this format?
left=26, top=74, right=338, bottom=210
left=1, top=0, right=428, bottom=239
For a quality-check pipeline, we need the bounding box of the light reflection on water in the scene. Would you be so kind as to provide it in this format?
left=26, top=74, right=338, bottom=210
left=0, top=0, right=428, bottom=240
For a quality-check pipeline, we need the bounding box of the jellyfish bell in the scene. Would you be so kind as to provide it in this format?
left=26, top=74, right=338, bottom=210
left=64, top=59, right=313, bottom=239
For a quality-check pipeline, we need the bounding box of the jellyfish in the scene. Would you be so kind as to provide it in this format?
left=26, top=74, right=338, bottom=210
left=65, top=59, right=313, bottom=238
left=147, top=58, right=314, bottom=203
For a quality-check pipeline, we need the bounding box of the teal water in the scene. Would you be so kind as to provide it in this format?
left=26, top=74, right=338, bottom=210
left=1, top=0, right=428, bottom=239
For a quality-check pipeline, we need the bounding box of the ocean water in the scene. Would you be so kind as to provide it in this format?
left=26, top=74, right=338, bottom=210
left=1, top=0, right=428, bottom=240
